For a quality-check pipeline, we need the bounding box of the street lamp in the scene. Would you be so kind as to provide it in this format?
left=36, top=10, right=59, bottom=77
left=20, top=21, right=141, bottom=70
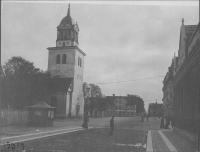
left=76, top=103, right=80, bottom=117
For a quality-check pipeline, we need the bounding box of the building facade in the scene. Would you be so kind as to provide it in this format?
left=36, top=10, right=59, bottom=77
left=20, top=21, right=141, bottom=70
left=148, top=102, right=163, bottom=117
left=162, top=61, right=174, bottom=117
left=47, top=5, right=86, bottom=118
left=104, top=95, right=137, bottom=117
left=169, top=19, right=199, bottom=143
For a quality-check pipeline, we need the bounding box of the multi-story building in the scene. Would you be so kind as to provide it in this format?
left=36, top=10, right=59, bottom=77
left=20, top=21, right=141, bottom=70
left=104, top=94, right=138, bottom=117
left=171, top=19, right=199, bottom=144
left=47, top=4, right=86, bottom=118
left=162, top=61, right=174, bottom=117
left=148, top=102, right=163, bottom=117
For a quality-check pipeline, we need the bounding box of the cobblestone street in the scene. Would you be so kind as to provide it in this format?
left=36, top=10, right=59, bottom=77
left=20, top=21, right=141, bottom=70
left=1, top=116, right=198, bottom=152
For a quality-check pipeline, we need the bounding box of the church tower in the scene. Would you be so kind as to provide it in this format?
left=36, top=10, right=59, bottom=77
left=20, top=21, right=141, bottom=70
left=47, top=4, right=86, bottom=118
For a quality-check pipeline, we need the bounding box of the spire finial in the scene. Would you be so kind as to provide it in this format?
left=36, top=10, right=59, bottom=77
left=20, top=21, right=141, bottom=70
left=182, top=18, right=184, bottom=25
left=67, top=3, right=70, bottom=16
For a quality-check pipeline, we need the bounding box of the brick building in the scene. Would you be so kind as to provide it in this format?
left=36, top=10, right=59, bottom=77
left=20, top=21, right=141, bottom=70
left=162, top=61, right=173, bottom=117
left=167, top=19, right=199, bottom=144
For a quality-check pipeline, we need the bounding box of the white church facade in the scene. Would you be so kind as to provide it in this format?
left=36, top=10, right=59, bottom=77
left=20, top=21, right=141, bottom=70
left=47, top=4, right=86, bottom=118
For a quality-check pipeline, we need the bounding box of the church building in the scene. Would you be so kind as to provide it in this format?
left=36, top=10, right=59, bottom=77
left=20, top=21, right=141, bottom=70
left=47, top=4, right=86, bottom=118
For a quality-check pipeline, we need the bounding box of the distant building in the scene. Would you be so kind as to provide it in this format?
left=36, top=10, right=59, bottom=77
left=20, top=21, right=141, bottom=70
left=47, top=4, right=86, bottom=118
left=162, top=60, right=173, bottom=117
left=148, top=102, right=163, bottom=117
left=104, top=94, right=137, bottom=117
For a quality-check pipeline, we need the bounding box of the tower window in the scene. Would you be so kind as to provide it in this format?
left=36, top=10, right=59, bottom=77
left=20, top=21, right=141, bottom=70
left=63, top=42, right=65, bottom=47
left=78, top=57, right=80, bottom=66
left=56, top=54, right=60, bottom=64
left=62, top=54, right=66, bottom=64
left=78, top=57, right=82, bottom=67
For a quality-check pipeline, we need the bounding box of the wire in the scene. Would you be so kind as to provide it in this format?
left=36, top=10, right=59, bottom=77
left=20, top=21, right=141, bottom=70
left=96, top=76, right=165, bottom=85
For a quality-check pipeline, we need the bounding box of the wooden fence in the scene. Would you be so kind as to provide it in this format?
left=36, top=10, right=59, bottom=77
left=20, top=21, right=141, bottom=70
left=0, top=109, right=29, bottom=126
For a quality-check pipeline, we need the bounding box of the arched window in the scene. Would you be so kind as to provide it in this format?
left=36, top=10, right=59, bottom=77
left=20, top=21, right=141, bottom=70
left=62, top=54, right=66, bottom=64
left=56, top=54, right=60, bottom=64
left=63, top=42, right=65, bottom=47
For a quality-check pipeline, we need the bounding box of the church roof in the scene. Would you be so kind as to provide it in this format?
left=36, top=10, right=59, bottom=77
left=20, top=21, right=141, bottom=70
left=57, top=4, right=78, bottom=29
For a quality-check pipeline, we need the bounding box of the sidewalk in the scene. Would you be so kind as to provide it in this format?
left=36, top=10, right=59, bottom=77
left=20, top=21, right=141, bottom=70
left=1, top=118, right=83, bottom=138
left=146, top=124, right=198, bottom=152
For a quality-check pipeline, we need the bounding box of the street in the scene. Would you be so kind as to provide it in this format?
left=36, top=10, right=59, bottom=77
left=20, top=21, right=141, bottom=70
left=16, top=116, right=151, bottom=152
left=1, top=116, right=197, bottom=152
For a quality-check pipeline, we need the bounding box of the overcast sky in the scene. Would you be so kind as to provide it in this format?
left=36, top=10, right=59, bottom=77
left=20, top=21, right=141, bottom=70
left=1, top=1, right=199, bottom=110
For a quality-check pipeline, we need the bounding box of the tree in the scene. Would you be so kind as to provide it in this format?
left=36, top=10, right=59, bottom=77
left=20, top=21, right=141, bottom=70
left=83, top=82, right=105, bottom=114
left=83, top=83, right=103, bottom=98
left=89, top=83, right=102, bottom=97
left=3, top=56, right=40, bottom=75
left=2, top=56, right=51, bottom=110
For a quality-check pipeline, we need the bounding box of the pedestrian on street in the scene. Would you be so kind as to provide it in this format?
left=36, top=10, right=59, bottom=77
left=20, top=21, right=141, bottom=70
left=82, top=113, right=89, bottom=129
left=160, top=116, right=164, bottom=128
left=164, top=116, right=170, bottom=129
left=147, top=113, right=149, bottom=121
left=109, top=116, right=114, bottom=135
left=171, top=116, right=174, bottom=127
left=141, top=113, right=144, bottom=122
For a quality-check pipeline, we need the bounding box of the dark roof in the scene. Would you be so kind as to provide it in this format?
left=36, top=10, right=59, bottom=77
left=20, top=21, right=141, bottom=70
left=184, top=25, right=197, bottom=45
left=28, top=102, right=55, bottom=109
left=187, top=23, right=200, bottom=46
left=50, top=77, right=72, bottom=92
left=57, top=5, right=77, bottom=29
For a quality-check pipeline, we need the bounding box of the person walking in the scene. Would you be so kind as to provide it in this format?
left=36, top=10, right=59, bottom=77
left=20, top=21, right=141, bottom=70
left=171, top=116, right=174, bottom=127
left=141, top=113, right=144, bottom=122
left=82, top=113, right=89, bottom=129
left=109, top=116, right=114, bottom=135
left=147, top=113, right=149, bottom=121
left=164, top=116, right=170, bottom=129
left=160, top=116, right=165, bottom=128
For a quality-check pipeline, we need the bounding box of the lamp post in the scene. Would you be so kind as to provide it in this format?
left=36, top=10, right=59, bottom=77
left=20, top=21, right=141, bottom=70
left=76, top=103, right=80, bottom=117
left=84, top=85, right=91, bottom=116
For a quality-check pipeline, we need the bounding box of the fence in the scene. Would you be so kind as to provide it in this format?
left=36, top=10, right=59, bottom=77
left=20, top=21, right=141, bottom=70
left=0, top=109, right=29, bottom=126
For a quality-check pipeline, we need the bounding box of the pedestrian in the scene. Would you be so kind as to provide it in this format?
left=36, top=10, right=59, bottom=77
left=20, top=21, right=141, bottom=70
left=147, top=113, right=149, bottom=121
left=109, top=116, right=114, bottom=135
left=160, top=116, right=164, bottom=128
left=82, top=113, right=89, bottom=129
left=171, top=116, right=174, bottom=127
left=141, top=113, right=144, bottom=122
left=164, top=116, right=170, bottom=129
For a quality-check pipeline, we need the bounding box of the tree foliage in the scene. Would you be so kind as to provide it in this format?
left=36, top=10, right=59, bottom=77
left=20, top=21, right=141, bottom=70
left=83, top=82, right=105, bottom=112
left=83, top=82, right=103, bottom=98
left=3, top=56, right=40, bottom=75
left=2, top=56, right=51, bottom=110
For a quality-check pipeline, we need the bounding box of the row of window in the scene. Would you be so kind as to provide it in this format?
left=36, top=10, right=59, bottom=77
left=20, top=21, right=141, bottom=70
left=107, top=105, right=135, bottom=110
left=57, top=30, right=78, bottom=42
left=107, top=111, right=135, bottom=115
left=56, top=54, right=67, bottom=64
left=56, top=54, right=82, bottom=67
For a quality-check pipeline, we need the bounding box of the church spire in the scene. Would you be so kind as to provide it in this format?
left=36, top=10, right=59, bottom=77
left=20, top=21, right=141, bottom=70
left=67, top=3, right=70, bottom=16
left=182, top=18, right=184, bottom=25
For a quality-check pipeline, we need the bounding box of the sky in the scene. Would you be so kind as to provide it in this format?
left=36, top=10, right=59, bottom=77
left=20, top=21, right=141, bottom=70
left=1, top=1, right=199, bottom=110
